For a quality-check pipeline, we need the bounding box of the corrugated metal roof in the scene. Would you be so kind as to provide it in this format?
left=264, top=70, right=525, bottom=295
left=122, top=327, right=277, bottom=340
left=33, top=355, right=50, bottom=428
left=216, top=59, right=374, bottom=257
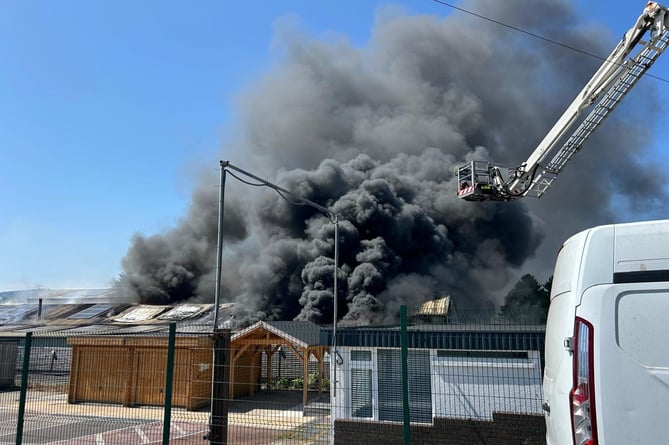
left=42, top=304, right=96, bottom=320
left=266, top=321, right=323, bottom=346
left=0, top=288, right=132, bottom=304
left=175, top=324, right=214, bottom=334
left=414, top=297, right=450, bottom=316
left=0, top=301, right=231, bottom=335
left=113, top=305, right=170, bottom=323
left=0, top=324, right=30, bottom=333
left=158, top=304, right=210, bottom=321
left=322, top=325, right=546, bottom=351
left=11, top=325, right=73, bottom=333
left=55, top=325, right=117, bottom=336
left=186, top=303, right=234, bottom=329
left=104, top=324, right=169, bottom=335
left=0, top=305, right=37, bottom=323
left=68, top=304, right=114, bottom=319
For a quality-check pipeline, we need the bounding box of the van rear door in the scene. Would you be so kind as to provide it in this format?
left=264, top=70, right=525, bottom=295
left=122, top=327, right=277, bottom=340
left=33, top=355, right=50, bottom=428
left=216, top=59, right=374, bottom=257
left=578, top=284, right=669, bottom=444
left=543, top=291, right=576, bottom=445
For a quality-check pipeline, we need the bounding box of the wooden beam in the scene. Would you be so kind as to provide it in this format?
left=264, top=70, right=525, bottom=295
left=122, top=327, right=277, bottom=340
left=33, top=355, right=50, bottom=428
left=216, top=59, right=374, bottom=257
left=229, top=361, right=236, bottom=400
left=303, top=348, right=310, bottom=407
left=288, top=343, right=303, bottom=361
left=234, top=338, right=292, bottom=346
left=229, top=344, right=250, bottom=400
left=232, top=343, right=250, bottom=363
left=266, top=347, right=273, bottom=389
left=250, top=347, right=261, bottom=396
left=317, top=347, right=324, bottom=397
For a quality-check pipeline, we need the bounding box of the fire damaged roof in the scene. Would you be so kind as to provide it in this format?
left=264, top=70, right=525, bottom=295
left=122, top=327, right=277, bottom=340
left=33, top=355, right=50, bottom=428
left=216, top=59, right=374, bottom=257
left=113, top=305, right=171, bottom=323
left=0, top=290, right=332, bottom=341
left=413, top=296, right=451, bottom=317
left=0, top=288, right=130, bottom=304
left=0, top=298, right=229, bottom=336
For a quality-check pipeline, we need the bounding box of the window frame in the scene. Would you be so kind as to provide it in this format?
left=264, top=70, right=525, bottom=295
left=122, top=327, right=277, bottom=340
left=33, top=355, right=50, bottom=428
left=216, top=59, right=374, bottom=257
left=348, top=348, right=376, bottom=419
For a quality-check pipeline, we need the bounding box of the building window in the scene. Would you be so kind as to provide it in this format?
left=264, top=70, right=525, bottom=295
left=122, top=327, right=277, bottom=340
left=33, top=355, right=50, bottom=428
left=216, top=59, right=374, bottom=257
left=350, top=350, right=373, bottom=418
left=351, top=350, right=372, bottom=362
left=377, top=349, right=432, bottom=423
left=351, top=368, right=373, bottom=417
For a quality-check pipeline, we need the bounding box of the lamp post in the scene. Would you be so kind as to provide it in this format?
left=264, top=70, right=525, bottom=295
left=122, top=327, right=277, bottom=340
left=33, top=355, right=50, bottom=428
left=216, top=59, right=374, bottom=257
left=213, top=161, right=227, bottom=331
left=209, top=160, right=340, bottom=444
left=212, top=160, right=340, bottom=327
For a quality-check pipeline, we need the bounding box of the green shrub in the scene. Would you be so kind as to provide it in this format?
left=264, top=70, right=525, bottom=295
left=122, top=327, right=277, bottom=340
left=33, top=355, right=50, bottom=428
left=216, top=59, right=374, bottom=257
left=291, top=376, right=304, bottom=389
left=274, top=377, right=291, bottom=389
left=308, top=372, right=319, bottom=388
left=272, top=374, right=330, bottom=390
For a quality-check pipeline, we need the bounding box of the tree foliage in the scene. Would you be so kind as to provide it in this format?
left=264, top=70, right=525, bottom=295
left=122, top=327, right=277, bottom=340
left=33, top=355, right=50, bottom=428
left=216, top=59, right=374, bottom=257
left=500, top=274, right=551, bottom=323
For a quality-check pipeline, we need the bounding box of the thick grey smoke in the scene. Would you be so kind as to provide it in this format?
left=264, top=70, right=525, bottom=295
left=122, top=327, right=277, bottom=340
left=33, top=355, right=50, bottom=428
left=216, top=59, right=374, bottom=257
left=117, top=0, right=666, bottom=325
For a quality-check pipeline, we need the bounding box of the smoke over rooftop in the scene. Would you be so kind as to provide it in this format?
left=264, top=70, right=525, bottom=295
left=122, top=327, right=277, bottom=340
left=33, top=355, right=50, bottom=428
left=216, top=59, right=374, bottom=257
left=117, top=0, right=666, bottom=325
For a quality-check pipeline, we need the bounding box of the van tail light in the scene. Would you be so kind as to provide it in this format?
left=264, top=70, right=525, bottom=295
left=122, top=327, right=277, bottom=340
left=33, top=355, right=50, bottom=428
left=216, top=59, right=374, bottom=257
left=570, top=317, right=598, bottom=445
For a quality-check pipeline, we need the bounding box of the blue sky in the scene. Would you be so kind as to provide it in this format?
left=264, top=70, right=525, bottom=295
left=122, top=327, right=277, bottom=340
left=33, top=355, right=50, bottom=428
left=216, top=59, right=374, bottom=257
left=1, top=1, right=667, bottom=291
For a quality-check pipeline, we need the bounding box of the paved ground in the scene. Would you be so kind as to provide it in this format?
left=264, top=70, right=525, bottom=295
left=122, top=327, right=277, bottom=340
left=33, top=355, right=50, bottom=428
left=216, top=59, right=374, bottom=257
left=0, top=390, right=331, bottom=444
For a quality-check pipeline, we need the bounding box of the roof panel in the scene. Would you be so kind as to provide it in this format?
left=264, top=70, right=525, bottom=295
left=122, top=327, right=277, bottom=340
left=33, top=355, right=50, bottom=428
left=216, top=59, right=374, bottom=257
left=322, top=326, right=546, bottom=350
left=0, top=305, right=37, bottom=322
left=158, top=304, right=207, bottom=321
left=68, top=304, right=113, bottom=319
left=58, top=325, right=115, bottom=335
left=108, top=325, right=168, bottom=334
left=265, top=320, right=323, bottom=345
left=114, top=306, right=169, bottom=323
left=414, top=297, right=450, bottom=316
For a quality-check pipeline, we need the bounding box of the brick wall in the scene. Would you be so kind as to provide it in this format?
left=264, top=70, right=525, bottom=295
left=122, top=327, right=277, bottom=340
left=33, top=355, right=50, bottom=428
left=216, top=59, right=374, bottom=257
left=335, top=413, right=546, bottom=445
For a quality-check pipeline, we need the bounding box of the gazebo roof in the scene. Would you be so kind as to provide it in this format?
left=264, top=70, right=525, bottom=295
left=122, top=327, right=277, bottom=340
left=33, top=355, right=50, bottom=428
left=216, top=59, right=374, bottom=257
left=231, top=320, right=324, bottom=348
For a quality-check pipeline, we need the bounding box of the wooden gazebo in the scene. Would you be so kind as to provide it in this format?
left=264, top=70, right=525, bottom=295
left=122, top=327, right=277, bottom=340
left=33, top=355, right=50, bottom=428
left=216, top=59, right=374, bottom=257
left=230, top=320, right=328, bottom=406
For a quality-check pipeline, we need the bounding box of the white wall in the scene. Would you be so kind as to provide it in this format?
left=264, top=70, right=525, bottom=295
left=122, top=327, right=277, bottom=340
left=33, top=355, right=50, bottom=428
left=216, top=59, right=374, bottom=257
left=430, top=350, right=543, bottom=420
left=332, top=346, right=543, bottom=422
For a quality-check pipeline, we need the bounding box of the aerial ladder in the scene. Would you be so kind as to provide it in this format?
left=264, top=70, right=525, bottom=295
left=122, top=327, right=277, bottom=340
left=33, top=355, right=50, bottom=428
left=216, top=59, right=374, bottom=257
left=456, top=1, right=669, bottom=201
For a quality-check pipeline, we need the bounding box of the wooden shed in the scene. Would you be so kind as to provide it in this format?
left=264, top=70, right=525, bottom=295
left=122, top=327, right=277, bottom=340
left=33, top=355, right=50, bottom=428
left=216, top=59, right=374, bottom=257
left=230, top=321, right=328, bottom=407
left=67, top=335, right=211, bottom=410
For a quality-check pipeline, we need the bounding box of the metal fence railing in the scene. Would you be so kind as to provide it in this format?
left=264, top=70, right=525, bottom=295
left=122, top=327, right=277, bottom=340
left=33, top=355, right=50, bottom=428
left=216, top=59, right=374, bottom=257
left=330, top=309, right=546, bottom=445
left=0, top=310, right=547, bottom=445
left=3, top=326, right=215, bottom=445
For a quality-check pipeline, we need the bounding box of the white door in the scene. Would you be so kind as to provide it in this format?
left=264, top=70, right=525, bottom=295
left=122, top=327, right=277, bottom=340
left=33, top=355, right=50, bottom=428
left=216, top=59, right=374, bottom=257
left=543, top=291, right=577, bottom=445
left=579, top=284, right=669, bottom=444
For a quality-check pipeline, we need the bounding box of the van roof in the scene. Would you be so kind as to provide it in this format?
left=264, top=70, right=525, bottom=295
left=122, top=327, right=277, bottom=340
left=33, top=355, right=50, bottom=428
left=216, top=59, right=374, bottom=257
left=611, top=219, right=669, bottom=275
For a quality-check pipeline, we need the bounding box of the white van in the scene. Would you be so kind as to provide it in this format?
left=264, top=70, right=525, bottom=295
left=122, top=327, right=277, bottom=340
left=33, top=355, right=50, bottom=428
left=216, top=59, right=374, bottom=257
left=543, top=219, right=669, bottom=445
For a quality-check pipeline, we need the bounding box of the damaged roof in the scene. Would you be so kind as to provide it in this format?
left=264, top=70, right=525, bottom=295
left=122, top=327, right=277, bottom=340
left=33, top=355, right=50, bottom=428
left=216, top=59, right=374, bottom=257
left=0, top=300, right=227, bottom=336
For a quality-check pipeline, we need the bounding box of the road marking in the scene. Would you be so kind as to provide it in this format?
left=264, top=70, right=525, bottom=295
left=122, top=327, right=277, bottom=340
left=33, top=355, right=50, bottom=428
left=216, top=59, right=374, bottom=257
left=95, top=433, right=105, bottom=445
left=134, top=425, right=150, bottom=443
left=172, top=422, right=186, bottom=436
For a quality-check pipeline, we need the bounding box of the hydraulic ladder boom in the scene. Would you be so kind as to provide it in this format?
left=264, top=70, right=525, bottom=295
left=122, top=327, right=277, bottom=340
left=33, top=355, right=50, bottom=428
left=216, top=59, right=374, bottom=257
left=456, top=1, right=669, bottom=201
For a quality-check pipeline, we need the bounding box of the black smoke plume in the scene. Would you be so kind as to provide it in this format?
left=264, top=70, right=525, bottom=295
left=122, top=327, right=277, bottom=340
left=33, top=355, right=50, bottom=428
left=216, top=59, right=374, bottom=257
left=117, top=0, right=666, bottom=325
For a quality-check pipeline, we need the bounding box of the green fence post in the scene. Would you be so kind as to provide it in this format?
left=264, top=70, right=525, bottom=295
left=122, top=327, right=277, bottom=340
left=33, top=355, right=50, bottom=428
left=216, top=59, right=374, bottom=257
left=162, top=323, right=176, bottom=445
left=400, top=306, right=410, bottom=445
left=16, top=332, right=32, bottom=445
